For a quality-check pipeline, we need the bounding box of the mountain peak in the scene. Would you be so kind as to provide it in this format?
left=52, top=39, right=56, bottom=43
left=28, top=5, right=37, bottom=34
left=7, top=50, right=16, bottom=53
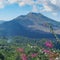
left=27, top=12, right=42, bottom=16
left=0, top=12, right=60, bottom=38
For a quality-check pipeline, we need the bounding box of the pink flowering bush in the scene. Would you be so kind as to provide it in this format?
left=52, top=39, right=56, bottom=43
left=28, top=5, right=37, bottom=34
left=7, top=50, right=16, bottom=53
left=45, top=41, right=53, bottom=48
left=43, top=49, right=51, bottom=54
left=15, top=40, right=60, bottom=60
left=21, top=53, right=28, bottom=60
left=17, top=48, right=24, bottom=53
left=31, top=53, right=38, bottom=58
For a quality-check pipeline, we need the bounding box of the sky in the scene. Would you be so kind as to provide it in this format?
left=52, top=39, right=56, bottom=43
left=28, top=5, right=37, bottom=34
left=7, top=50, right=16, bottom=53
left=0, top=0, right=60, bottom=22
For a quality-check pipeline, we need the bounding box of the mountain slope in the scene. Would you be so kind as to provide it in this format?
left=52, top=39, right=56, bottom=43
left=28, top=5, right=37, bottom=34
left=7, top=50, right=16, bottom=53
left=14, top=13, right=60, bottom=33
left=0, top=12, right=60, bottom=39
left=0, top=20, right=5, bottom=24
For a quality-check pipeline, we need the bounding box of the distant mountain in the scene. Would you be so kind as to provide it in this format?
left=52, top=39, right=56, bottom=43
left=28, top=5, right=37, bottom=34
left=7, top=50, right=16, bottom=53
left=0, top=20, right=5, bottom=24
left=0, top=12, right=60, bottom=39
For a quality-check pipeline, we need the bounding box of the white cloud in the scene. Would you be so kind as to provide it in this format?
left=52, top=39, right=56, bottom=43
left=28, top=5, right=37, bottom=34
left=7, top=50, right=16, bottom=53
left=50, top=0, right=56, bottom=5
left=52, top=13, right=57, bottom=16
left=0, top=0, right=60, bottom=15
left=0, top=0, right=5, bottom=8
left=32, top=5, right=38, bottom=12
left=19, top=2, right=25, bottom=6
left=43, top=5, right=52, bottom=12
left=8, top=0, right=17, bottom=4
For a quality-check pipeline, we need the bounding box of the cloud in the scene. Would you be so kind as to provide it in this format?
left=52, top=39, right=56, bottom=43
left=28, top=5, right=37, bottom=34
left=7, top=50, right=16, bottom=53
left=8, top=0, right=17, bottom=4
left=0, top=2, right=4, bottom=8
left=0, top=0, right=60, bottom=15
left=18, top=2, right=25, bottom=6
left=52, top=13, right=57, bottom=16
left=32, top=5, right=38, bottom=12
left=45, top=0, right=60, bottom=13
left=50, top=0, right=56, bottom=5
left=0, top=0, right=4, bottom=8
left=39, top=0, right=60, bottom=16
left=42, top=5, right=52, bottom=12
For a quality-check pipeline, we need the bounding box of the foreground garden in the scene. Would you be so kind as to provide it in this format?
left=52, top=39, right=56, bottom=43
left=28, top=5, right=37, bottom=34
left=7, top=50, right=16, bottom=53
left=0, top=37, right=60, bottom=60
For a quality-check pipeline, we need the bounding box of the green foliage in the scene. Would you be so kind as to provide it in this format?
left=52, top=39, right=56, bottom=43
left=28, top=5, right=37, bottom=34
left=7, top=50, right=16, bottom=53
left=0, top=36, right=59, bottom=60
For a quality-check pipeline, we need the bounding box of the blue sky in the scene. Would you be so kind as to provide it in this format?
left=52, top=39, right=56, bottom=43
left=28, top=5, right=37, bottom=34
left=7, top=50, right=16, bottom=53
left=0, top=4, right=32, bottom=20
left=0, top=0, right=60, bottom=22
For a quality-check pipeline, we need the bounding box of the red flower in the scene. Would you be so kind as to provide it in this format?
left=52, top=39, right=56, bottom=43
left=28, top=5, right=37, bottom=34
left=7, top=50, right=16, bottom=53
left=31, top=53, right=38, bottom=58
left=17, top=48, right=24, bottom=53
left=21, top=53, right=27, bottom=60
left=45, top=41, right=53, bottom=48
